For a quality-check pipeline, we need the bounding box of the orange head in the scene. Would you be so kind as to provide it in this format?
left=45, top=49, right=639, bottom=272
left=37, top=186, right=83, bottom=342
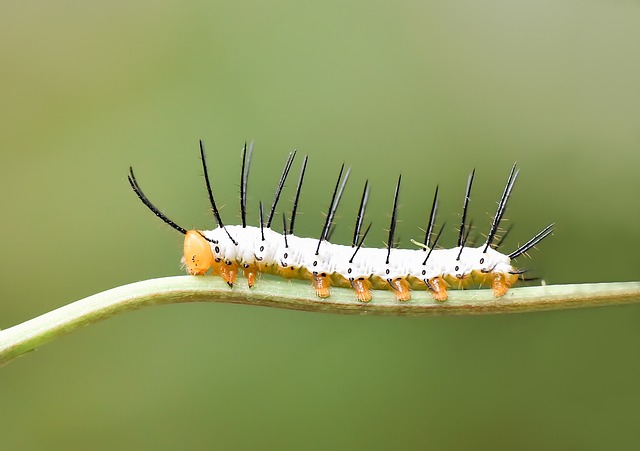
left=183, top=230, right=214, bottom=275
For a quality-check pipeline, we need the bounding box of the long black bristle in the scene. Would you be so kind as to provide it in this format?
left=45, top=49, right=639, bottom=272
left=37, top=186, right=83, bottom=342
left=458, top=169, right=475, bottom=247
left=494, top=223, right=514, bottom=249
left=423, top=185, right=438, bottom=250
left=200, top=140, right=224, bottom=228
left=289, top=155, right=308, bottom=235
left=386, top=175, right=402, bottom=265
left=350, top=222, right=372, bottom=263
left=240, top=141, right=253, bottom=228
left=509, top=268, right=528, bottom=275
left=199, top=140, right=237, bottom=245
left=259, top=201, right=265, bottom=241
left=316, top=164, right=348, bottom=255
left=457, top=219, right=472, bottom=260
left=282, top=212, right=288, bottom=248
left=239, top=142, right=247, bottom=227
left=128, top=167, right=187, bottom=235
left=352, top=180, right=370, bottom=248
left=508, top=223, right=554, bottom=259
left=484, top=163, right=518, bottom=252
left=266, top=151, right=297, bottom=229
left=468, top=231, right=479, bottom=248
left=422, top=222, right=445, bottom=266
left=325, top=166, right=351, bottom=242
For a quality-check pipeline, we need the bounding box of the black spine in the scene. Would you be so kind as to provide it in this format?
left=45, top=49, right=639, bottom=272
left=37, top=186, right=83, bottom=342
left=422, top=222, right=445, bottom=266
left=423, top=185, right=439, bottom=249
left=494, top=223, right=514, bottom=249
left=266, top=151, right=297, bottom=229
left=199, top=140, right=237, bottom=245
left=325, top=166, right=351, bottom=242
left=259, top=201, right=265, bottom=241
left=316, top=164, right=349, bottom=255
left=458, top=169, right=475, bottom=248
left=457, top=219, right=472, bottom=260
left=508, top=224, right=554, bottom=259
left=484, top=163, right=518, bottom=252
left=386, top=175, right=402, bottom=265
left=240, top=141, right=253, bottom=228
left=128, top=167, right=187, bottom=235
left=282, top=213, right=289, bottom=248
left=349, top=222, right=372, bottom=263
left=289, top=155, right=308, bottom=235
left=352, top=180, right=370, bottom=248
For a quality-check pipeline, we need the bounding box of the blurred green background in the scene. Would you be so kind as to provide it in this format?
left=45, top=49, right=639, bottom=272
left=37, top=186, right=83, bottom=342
left=1, top=1, right=639, bottom=449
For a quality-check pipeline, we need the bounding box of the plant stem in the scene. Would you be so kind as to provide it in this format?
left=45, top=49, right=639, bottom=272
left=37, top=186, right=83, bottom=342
left=1, top=277, right=639, bottom=366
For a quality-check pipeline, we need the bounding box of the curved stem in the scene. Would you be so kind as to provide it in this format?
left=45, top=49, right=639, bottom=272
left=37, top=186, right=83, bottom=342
left=1, top=277, right=639, bottom=366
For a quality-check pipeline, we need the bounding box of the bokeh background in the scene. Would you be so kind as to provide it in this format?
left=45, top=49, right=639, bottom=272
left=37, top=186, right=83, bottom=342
left=1, top=1, right=639, bottom=449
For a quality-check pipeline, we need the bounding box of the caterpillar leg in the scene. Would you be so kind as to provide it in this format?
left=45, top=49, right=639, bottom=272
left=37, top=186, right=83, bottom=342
left=210, top=259, right=225, bottom=277
left=350, top=277, right=372, bottom=302
left=388, top=278, right=411, bottom=302
left=312, top=271, right=331, bottom=298
left=218, top=260, right=239, bottom=287
left=427, top=276, right=448, bottom=302
left=491, top=272, right=518, bottom=298
left=242, top=263, right=259, bottom=288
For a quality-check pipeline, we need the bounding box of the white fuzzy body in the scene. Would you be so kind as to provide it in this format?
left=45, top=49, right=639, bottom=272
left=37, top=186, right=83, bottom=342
left=199, top=225, right=516, bottom=286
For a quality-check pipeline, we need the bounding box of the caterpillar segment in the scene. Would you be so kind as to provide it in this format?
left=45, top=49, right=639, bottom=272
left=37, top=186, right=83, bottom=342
left=129, top=141, right=554, bottom=303
left=380, top=175, right=412, bottom=302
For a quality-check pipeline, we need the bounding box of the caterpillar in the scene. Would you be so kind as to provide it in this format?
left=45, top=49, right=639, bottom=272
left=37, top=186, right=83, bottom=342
left=128, top=140, right=554, bottom=302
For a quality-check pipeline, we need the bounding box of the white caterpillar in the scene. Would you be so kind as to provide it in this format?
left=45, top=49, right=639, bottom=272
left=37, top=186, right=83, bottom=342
left=128, top=140, right=553, bottom=302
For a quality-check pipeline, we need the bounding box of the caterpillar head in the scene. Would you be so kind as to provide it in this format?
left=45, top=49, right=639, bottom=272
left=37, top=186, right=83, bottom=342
left=182, top=230, right=214, bottom=275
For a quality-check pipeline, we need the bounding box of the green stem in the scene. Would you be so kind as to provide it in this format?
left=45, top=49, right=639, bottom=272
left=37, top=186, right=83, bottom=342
left=1, top=277, right=639, bottom=366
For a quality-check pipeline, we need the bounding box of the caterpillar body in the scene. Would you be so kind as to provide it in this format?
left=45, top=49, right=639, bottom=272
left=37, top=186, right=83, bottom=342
left=128, top=141, right=554, bottom=303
